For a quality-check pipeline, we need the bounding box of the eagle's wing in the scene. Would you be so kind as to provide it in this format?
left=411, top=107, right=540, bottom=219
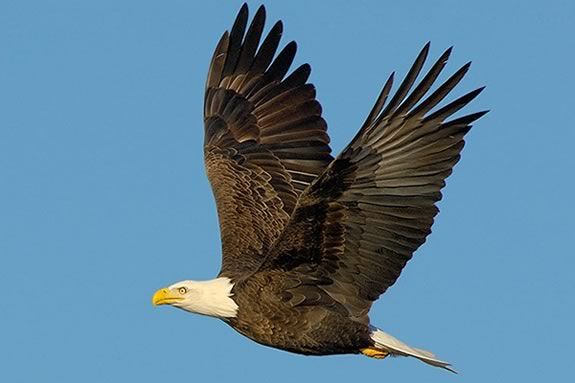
left=258, top=44, right=486, bottom=319
left=204, top=5, right=332, bottom=277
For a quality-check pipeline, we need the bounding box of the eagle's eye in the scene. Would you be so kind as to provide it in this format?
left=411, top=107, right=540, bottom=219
left=178, top=287, right=188, bottom=295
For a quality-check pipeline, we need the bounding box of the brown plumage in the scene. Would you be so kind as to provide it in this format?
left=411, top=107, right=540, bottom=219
left=153, top=3, right=486, bottom=372
left=204, top=4, right=333, bottom=276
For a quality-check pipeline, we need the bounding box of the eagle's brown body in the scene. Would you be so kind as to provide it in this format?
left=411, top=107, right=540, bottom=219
left=229, top=273, right=372, bottom=355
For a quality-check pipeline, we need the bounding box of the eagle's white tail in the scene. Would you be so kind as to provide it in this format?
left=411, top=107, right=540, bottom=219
left=369, top=327, right=456, bottom=373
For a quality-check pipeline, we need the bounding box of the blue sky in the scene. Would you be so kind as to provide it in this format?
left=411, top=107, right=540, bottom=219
left=1, top=1, right=574, bottom=382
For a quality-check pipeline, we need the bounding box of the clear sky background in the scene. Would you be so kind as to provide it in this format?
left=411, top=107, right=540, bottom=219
left=1, top=1, right=574, bottom=382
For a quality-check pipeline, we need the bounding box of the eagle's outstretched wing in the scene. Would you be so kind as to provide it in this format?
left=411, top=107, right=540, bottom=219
left=258, top=43, right=486, bottom=319
left=204, top=5, right=333, bottom=277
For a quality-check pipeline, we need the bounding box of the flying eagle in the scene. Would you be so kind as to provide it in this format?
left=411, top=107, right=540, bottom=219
left=152, top=4, right=486, bottom=372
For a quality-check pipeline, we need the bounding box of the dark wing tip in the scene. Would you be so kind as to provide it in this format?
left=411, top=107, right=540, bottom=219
left=275, top=20, right=284, bottom=33
left=440, top=46, right=453, bottom=62
left=265, top=40, right=298, bottom=80
left=254, top=4, right=266, bottom=19
left=456, top=86, right=486, bottom=110
left=468, top=109, right=490, bottom=122
left=235, top=3, right=249, bottom=28
left=286, top=40, right=298, bottom=51
left=444, top=110, right=489, bottom=127
left=233, top=3, right=249, bottom=34
left=418, top=42, right=431, bottom=62
left=300, top=62, right=311, bottom=73
left=459, top=86, right=485, bottom=103
left=251, top=5, right=266, bottom=29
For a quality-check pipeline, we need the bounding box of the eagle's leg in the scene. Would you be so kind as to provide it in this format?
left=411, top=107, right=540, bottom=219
left=360, top=347, right=389, bottom=359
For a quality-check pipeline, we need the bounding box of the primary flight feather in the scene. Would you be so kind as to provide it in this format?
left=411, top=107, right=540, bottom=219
left=152, top=4, right=486, bottom=372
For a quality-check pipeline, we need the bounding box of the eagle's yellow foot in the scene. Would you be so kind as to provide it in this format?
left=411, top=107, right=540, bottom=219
left=361, top=347, right=389, bottom=359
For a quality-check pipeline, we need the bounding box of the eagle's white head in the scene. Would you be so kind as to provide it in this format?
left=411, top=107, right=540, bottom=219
left=152, top=278, right=238, bottom=318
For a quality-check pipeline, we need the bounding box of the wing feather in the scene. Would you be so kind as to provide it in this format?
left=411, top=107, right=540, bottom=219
left=258, top=45, right=486, bottom=318
left=204, top=5, right=333, bottom=277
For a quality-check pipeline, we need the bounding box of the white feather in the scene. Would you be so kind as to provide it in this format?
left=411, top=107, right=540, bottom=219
left=369, top=326, right=455, bottom=373
left=170, top=278, right=238, bottom=318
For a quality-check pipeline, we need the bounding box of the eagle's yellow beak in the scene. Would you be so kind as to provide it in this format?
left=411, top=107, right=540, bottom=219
left=152, top=288, right=184, bottom=306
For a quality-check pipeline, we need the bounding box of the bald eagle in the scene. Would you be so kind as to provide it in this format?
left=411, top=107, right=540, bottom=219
left=152, top=4, right=486, bottom=372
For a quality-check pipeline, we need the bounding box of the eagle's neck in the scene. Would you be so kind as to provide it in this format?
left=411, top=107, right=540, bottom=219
left=175, top=278, right=238, bottom=318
